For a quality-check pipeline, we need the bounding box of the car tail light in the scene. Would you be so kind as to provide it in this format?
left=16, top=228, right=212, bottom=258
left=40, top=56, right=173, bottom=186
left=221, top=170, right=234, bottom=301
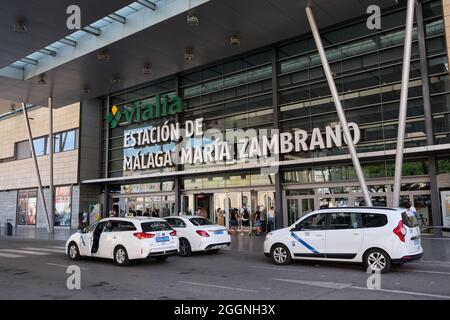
left=196, top=230, right=210, bottom=237
left=133, top=232, right=155, bottom=240
left=170, top=230, right=177, bottom=236
left=393, top=220, right=406, bottom=242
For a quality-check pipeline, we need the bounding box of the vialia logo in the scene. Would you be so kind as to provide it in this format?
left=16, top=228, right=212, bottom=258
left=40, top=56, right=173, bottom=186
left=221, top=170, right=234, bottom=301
left=107, top=94, right=182, bottom=128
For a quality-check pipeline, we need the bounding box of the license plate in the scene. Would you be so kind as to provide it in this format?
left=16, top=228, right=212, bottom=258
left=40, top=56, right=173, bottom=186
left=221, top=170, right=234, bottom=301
left=156, top=236, right=169, bottom=242
left=214, top=230, right=224, bottom=235
left=212, top=245, right=227, bottom=249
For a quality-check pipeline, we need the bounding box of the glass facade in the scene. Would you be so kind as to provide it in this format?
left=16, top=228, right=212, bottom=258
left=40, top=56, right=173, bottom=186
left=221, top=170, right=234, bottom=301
left=101, top=0, right=450, bottom=228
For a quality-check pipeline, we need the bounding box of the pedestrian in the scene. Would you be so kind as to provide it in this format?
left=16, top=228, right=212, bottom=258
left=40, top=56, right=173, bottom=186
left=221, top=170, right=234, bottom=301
left=143, top=208, right=150, bottom=217
left=216, top=208, right=224, bottom=226
left=254, top=206, right=263, bottom=236
left=404, top=201, right=417, bottom=225
left=240, top=205, right=251, bottom=236
left=268, top=206, right=276, bottom=232
left=82, top=209, right=89, bottom=229
left=229, top=208, right=238, bottom=235
left=200, top=207, right=207, bottom=218
left=409, top=201, right=417, bottom=218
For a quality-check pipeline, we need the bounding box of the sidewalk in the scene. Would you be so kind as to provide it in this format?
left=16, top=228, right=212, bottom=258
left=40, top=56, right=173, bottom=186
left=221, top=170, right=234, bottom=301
left=0, top=226, right=77, bottom=241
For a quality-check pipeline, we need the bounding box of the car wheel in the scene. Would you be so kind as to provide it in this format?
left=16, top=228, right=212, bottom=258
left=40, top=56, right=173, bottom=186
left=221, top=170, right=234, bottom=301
left=114, top=246, right=130, bottom=266
left=364, top=249, right=391, bottom=273
left=68, top=242, right=80, bottom=260
left=179, top=238, right=192, bottom=257
left=270, top=244, right=291, bottom=265
left=156, top=256, right=168, bottom=262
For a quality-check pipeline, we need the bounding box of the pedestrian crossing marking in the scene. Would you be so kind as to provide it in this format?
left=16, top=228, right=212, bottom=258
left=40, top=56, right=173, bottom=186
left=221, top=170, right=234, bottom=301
left=0, top=252, right=25, bottom=258
left=0, top=249, right=49, bottom=256
left=22, top=247, right=64, bottom=253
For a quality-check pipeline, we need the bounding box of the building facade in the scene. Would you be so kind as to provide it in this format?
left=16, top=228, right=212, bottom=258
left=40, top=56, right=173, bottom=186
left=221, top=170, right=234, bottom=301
left=1, top=0, right=450, bottom=232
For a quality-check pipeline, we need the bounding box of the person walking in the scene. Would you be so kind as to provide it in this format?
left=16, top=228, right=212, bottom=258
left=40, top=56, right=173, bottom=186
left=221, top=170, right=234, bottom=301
left=268, top=206, right=276, bottom=232
left=81, top=210, right=89, bottom=229
left=229, top=208, right=238, bottom=235
left=254, top=206, right=263, bottom=236
left=216, top=208, right=224, bottom=226
left=240, top=205, right=251, bottom=236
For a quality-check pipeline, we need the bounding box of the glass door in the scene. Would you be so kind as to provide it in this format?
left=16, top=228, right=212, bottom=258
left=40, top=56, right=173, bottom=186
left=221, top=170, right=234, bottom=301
left=286, top=197, right=315, bottom=225
left=413, top=194, right=432, bottom=230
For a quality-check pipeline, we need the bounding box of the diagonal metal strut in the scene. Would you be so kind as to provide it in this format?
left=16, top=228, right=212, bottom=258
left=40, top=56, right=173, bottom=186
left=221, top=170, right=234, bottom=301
left=21, top=103, right=52, bottom=232
left=392, top=0, right=415, bottom=207
left=305, top=6, right=372, bottom=206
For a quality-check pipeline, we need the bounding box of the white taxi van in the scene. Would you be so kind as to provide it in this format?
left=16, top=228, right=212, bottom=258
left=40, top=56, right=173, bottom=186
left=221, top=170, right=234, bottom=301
left=264, top=207, right=423, bottom=273
left=66, top=217, right=179, bottom=266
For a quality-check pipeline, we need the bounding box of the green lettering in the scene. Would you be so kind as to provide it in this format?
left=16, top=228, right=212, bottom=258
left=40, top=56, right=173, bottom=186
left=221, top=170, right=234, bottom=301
left=142, top=101, right=154, bottom=121
left=123, top=106, right=135, bottom=123
left=162, top=96, right=168, bottom=116
left=155, top=94, right=161, bottom=118
left=169, top=96, right=182, bottom=115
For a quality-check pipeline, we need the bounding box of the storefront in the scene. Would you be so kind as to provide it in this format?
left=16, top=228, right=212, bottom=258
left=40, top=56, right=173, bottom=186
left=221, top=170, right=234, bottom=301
left=82, top=0, right=450, bottom=232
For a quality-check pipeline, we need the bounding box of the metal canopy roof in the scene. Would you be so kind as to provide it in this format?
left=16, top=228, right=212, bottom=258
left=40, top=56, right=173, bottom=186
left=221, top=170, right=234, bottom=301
left=0, top=0, right=398, bottom=114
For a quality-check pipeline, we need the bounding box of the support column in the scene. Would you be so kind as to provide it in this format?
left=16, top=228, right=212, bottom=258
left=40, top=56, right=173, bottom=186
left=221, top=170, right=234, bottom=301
left=416, top=2, right=442, bottom=235
left=392, top=0, right=415, bottom=206
left=271, top=47, right=284, bottom=228
left=305, top=6, right=372, bottom=206
left=48, top=97, right=54, bottom=233
left=103, top=96, right=110, bottom=217
left=22, top=103, right=51, bottom=232
left=174, top=75, right=181, bottom=215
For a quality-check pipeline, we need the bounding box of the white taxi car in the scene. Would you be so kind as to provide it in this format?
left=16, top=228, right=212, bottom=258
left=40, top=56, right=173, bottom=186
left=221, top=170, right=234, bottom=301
left=66, top=217, right=179, bottom=266
left=264, top=207, right=423, bottom=273
left=164, top=216, right=231, bottom=256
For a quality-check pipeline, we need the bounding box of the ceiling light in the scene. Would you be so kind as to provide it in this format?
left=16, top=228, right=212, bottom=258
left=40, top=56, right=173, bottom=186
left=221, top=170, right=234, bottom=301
left=37, top=74, right=47, bottom=85
left=142, top=63, right=151, bottom=75
left=185, top=47, right=194, bottom=61
left=229, top=34, right=241, bottom=46
left=14, top=16, right=27, bottom=33
left=187, top=14, right=199, bottom=26
left=110, top=76, right=121, bottom=84
left=98, top=49, right=110, bottom=61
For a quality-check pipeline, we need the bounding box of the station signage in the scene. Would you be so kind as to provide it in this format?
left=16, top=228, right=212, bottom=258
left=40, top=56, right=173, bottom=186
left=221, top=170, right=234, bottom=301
left=122, top=117, right=361, bottom=172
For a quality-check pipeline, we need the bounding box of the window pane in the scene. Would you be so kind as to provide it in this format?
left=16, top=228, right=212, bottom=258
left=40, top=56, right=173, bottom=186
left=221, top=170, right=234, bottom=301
left=33, top=137, right=47, bottom=156
left=17, top=190, right=37, bottom=225
left=118, top=221, right=137, bottom=231
left=16, top=141, right=31, bottom=160
left=60, top=130, right=76, bottom=152
left=296, top=213, right=326, bottom=231
left=362, top=213, right=388, bottom=228
left=54, top=186, right=71, bottom=227
left=329, top=212, right=360, bottom=229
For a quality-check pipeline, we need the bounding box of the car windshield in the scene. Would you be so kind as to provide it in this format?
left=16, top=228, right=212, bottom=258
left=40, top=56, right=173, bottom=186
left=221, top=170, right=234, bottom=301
left=402, top=211, right=419, bottom=228
left=189, top=217, right=214, bottom=226
left=141, top=221, right=173, bottom=232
